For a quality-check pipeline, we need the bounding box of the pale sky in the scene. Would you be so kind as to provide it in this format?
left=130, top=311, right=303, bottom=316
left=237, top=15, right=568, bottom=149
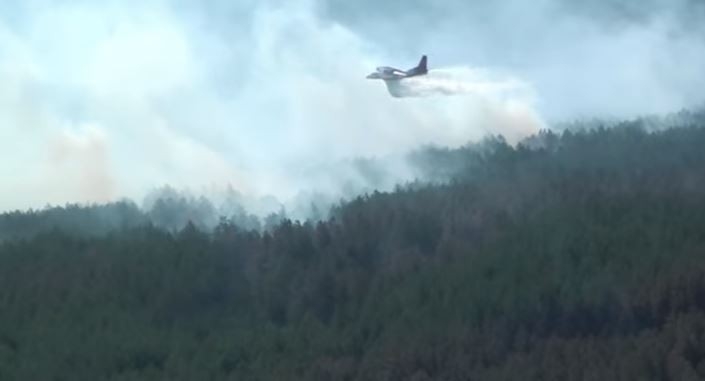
left=1, top=0, right=703, bottom=212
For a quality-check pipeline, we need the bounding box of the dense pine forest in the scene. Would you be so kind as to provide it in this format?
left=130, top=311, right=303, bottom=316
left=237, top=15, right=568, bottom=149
left=3, top=111, right=705, bottom=380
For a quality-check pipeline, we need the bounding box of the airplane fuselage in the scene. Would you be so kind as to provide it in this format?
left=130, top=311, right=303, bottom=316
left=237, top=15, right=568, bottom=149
left=366, top=55, right=428, bottom=81
left=366, top=66, right=410, bottom=80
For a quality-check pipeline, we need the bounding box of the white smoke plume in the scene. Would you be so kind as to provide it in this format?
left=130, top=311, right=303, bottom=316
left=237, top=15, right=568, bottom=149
left=0, top=0, right=702, bottom=215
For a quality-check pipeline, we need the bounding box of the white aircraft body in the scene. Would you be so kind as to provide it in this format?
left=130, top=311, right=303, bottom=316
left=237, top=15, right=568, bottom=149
left=366, top=55, right=428, bottom=81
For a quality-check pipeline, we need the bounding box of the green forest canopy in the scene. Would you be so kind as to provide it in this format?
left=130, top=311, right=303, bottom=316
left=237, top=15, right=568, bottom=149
left=2, top=110, right=705, bottom=380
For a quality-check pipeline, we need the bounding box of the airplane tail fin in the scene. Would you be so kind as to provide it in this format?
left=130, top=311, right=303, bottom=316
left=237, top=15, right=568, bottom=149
left=418, top=55, right=427, bottom=72
left=407, top=55, right=428, bottom=76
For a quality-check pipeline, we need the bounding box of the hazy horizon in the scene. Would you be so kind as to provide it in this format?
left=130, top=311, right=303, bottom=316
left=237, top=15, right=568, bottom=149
left=2, top=0, right=704, bottom=213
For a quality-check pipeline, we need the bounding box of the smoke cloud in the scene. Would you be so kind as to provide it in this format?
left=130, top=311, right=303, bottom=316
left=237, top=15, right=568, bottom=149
left=0, top=0, right=703, bottom=214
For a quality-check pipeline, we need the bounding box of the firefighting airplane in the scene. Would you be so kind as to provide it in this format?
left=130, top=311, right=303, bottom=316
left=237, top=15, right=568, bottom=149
left=366, top=55, right=428, bottom=81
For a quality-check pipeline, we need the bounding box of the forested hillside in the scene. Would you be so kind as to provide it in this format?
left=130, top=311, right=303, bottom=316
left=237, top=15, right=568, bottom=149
left=2, top=112, right=705, bottom=380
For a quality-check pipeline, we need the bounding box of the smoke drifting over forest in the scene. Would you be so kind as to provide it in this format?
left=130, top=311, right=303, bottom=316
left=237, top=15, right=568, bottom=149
left=1, top=0, right=704, bottom=214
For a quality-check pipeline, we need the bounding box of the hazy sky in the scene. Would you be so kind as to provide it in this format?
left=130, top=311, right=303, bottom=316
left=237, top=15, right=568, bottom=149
left=1, top=0, right=703, bottom=212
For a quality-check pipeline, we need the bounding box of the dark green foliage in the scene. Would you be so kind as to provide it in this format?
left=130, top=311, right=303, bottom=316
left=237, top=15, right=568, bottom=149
left=2, top=115, right=705, bottom=379
left=0, top=200, right=148, bottom=241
